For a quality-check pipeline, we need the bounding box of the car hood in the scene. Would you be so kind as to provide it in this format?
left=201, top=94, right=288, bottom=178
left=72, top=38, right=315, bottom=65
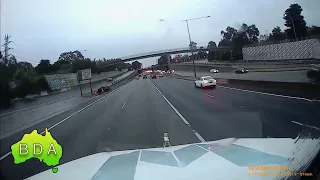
left=27, top=137, right=320, bottom=180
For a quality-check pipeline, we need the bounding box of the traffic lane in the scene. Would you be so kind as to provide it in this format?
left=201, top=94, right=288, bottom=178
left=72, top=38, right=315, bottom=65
left=0, top=79, right=139, bottom=180
left=151, top=77, right=315, bottom=141
left=109, top=78, right=199, bottom=148
left=0, top=74, right=130, bottom=139
left=0, top=71, right=133, bottom=116
left=175, top=70, right=310, bottom=83
left=50, top=77, right=197, bottom=159
left=0, top=76, right=135, bottom=158
left=0, top=96, right=92, bottom=140
left=0, top=77, right=198, bottom=180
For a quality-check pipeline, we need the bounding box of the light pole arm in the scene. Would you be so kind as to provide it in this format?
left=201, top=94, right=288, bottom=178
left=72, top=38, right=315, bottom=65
left=185, top=20, right=196, bottom=77
left=185, top=20, right=193, bottom=47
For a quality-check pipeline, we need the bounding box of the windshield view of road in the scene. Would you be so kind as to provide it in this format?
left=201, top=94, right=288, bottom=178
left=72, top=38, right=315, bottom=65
left=1, top=0, right=320, bottom=180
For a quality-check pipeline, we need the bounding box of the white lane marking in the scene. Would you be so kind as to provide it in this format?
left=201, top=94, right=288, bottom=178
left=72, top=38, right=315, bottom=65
left=150, top=80, right=189, bottom=125
left=193, top=132, right=206, bottom=142
left=218, top=85, right=313, bottom=102
left=0, top=152, right=11, bottom=161
left=0, top=96, right=75, bottom=117
left=121, top=102, right=127, bottom=109
left=0, top=81, right=131, bottom=161
left=291, top=121, right=320, bottom=131
left=203, top=93, right=214, bottom=98
left=149, top=79, right=206, bottom=143
left=312, top=99, right=320, bottom=103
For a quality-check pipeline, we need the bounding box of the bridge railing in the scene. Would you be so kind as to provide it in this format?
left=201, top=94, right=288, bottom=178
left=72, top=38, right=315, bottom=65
left=119, top=46, right=231, bottom=60
left=99, top=46, right=231, bottom=67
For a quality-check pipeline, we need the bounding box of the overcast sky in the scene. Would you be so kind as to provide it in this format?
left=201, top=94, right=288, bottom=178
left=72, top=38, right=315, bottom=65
left=1, top=0, right=319, bottom=67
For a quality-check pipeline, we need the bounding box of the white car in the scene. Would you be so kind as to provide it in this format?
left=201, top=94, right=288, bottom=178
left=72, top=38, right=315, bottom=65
left=210, top=69, right=219, bottom=73
left=194, top=76, right=216, bottom=88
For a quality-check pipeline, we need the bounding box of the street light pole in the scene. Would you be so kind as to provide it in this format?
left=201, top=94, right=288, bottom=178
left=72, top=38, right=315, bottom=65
left=287, top=13, right=297, bottom=40
left=182, top=16, right=210, bottom=77
left=160, top=16, right=210, bottom=77
left=184, top=20, right=196, bottom=77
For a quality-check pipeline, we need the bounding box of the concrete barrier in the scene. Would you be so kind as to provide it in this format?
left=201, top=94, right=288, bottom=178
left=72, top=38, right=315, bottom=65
left=170, top=74, right=320, bottom=100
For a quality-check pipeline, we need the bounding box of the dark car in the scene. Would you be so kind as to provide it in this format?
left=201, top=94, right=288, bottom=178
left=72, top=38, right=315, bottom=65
left=151, top=74, right=157, bottom=79
left=307, top=68, right=320, bottom=81
left=106, top=77, right=113, bottom=82
left=95, top=86, right=111, bottom=95
left=235, top=68, right=248, bottom=74
left=143, top=75, right=147, bottom=79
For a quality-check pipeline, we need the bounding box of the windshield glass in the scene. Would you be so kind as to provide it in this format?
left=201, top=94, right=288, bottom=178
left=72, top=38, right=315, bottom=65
left=1, top=1, right=319, bottom=180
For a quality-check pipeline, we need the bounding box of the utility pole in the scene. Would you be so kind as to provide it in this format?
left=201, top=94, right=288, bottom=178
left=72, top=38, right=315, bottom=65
left=2, top=34, right=13, bottom=64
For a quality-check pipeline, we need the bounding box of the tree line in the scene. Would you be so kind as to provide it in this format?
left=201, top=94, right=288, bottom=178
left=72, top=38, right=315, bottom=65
left=172, top=3, right=320, bottom=62
left=0, top=50, right=133, bottom=108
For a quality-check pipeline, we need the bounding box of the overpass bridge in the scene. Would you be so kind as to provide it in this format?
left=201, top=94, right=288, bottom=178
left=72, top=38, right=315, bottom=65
left=99, top=46, right=231, bottom=67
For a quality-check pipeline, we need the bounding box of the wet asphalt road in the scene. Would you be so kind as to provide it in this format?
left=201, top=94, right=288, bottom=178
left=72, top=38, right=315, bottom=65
left=0, top=71, right=133, bottom=116
left=175, top=70, right=311, bottom=83
left=0, top=71, right=135, bottom=140
left=1, top=76, right=319, bottom=180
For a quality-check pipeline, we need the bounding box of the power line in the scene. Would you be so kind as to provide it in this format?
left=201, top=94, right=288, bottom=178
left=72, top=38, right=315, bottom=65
left=12, top=41, right=30, bottom=49
left=13, top=54, right=40, bottom=64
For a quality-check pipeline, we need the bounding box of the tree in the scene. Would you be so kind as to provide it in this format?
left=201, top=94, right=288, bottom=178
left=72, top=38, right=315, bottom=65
left=217, top=23, right=260, bottom=61
left=36, top=59, right=53, bottom=75
left=207, top=41, right=217, bottom=61
left=71, top=58, right=90, bottom=73
left=16, top=61, right=33, bottom=69
left=197, top=46, right=207, bottom=59
left=56, top=50, right=85, bottom=70
left=246, top=24, right=260, bottom=44
left=13, top=68, right=39, bottom=98
left=220, top=27, right=237, bottom=45
left=284, top=4, right=307, bottom=39
left=158, top=55, right=168, bottom=65
left=36, top=75, right=50, bottom=92
left=58, top=50, right=84, bottom=63
left=8, top=55, right=17, bottom=65
left=189, top=41, right=197, bottom=49
left=308, top=26, right=320, bottom=36
left=0, top=64, right=14, bottom=108
left=269, top=26, right=286, bottom=41
left=132, top=61, right=142, bottom=70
